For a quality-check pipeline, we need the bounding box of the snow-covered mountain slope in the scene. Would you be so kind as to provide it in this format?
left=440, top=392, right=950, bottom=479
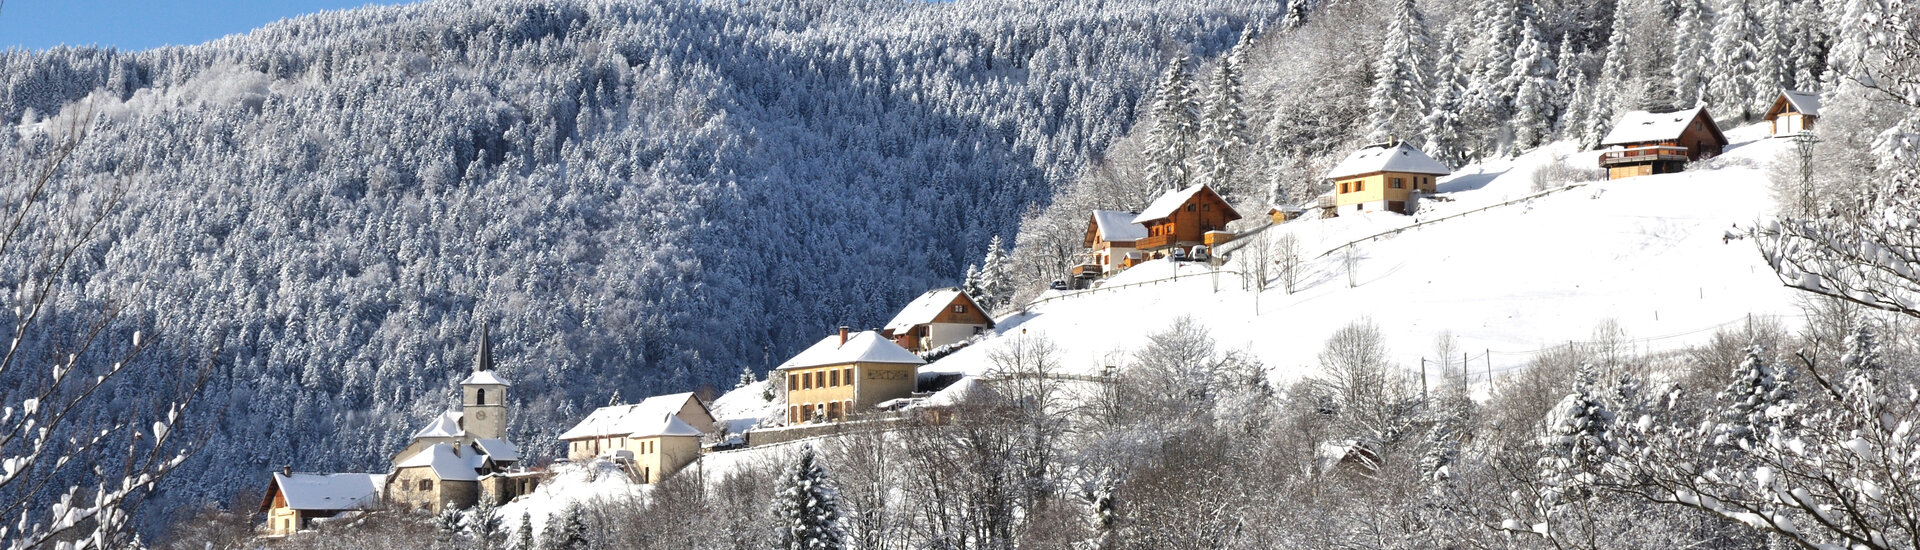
left=926, top=123, right=1800, bottom=387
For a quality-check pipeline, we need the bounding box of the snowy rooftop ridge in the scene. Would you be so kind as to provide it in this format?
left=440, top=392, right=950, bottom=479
left=1322, top=141, right=1451, bottom=180
left=413, top=410, right=463, bottom=438
left=1134, top=184, right=1210, bottom=224
left=883, top=288, right=969, bottom=334
left=1600, top=106, right=1712, bottom=146
left=271, top=472, right=386, bottom=511
left=1091, top=210, right=1149, bottom=242
left=1779, top=90, right=1822, bottom=116
left=777, top=331, right=925, bottom=371
left=474, top=438, right=521, bottom=462
left=461, top=370, right=509, bottom=386
left=629, top=414, right=705, bottom=438
left=391, top=442, right=483, bottom=481
left=558, top=392, right=703, bottom=440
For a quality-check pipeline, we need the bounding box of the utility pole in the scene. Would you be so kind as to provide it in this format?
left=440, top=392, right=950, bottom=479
left=1793, top=131, right=1822, bottom=216
left=1420, top=358, right=1429, bottom=402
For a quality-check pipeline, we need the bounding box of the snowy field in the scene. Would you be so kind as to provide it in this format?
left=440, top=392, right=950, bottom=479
left=920, top=123, right=1802, bottom=389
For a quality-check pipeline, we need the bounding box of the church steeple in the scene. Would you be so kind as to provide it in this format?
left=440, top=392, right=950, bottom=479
left=460, top=318, right=508, bottom=441
left=475, top=323, right=494, bottom=373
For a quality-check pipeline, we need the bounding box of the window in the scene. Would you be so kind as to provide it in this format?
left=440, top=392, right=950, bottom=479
left=419, top=479, right=433, bottom=492
left=843, top=367, right=853, bottom=385
left=803, top=373, right=813, bottom=390
left=1186, top=204, right=1195, bottom=212
left=1356, top=181, right=1364, bottom=192
left=1202, top=204, right=1210, bottom=211
left=1392, top=178, right=1404, bottom=189
left=1340, top=182, right=1348, bottom=193
left=952, top=304, right=965, bottom=313
left=476, top=388, right=486, bottom=404
left=788, top=375, right=797, bottom=391
left=830, top=370, right=840, bottom=387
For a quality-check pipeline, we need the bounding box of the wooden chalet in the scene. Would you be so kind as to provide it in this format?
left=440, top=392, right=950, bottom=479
left=1766, top=90, right=1822, bottom=136
left=1598, top=106, right=1728, bottom=180
left=1078, top=210, right=1149, bottom=278
left=1130, top=184, right=1242, bottom=258
left=881, top=288, right=995, bottom=352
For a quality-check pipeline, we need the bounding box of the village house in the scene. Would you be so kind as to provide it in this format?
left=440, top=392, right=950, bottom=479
left=261, top=323, right=538, bottom=534
left=1321, top=139, right=1450, bottom=216
left=1766, top=90, right=1822, bottom=136
left=1130, top=184, right=1242, bottom=258
left=557, top=392, right=715, bottom=483
left=781, top=328, right=925, bottom=424
left=880, top=287, right=996, bottom=352
left=1077, top=210, right=1148, bottom=279
left=1598, top=105, right=1729, bottom=180
left=259, top=471, right=385, bottom=537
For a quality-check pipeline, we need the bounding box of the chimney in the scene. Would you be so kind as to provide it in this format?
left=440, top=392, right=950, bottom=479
left=281, top=465, right=292, bottom=477
left=838, top=326, right=851, bottom=345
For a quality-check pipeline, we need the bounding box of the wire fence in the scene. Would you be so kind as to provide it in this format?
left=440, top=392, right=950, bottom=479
left=1410, top=312, right=1808, bottom=395
left=1315, top=181, right=1594, bottom=260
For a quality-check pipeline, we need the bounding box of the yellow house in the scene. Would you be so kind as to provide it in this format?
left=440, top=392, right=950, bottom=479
left=781, top=328, right=926, bottom=424
left=259, top=470, right=384, bottom=537
left=1323, top=140, right=1450, bottom=216
left=1079, top=210, right=1148, bottom=278
left=622, top=414, right=705, bottom=483
left=558, top=392, right=715, bottom=462
left=1766, top=90, right=1821, bottom=137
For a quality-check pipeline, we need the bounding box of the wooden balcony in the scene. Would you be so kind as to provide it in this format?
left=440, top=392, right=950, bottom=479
left=1599, top=145, right=1690, bottom=166
left=1071, top=264, right=1102, bottom=278
left=1316, top=195, right=1337, bottom=208
left=1135, top=233, right=1175, bottom=250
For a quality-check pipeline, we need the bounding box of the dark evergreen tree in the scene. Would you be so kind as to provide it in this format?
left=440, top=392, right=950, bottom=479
left=771, top=447, right=846, bottom=550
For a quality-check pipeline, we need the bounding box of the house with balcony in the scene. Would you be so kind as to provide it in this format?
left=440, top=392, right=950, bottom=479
left=1322, top=139, right=1451, bottom=216
left=1130, top=184, right=1242, bottom=258
left=1766, top=90, right=1821, bottom=137
left=1078, top=210, right=1148, bottom=278
left=1598, top=106, right=1727, bottom=180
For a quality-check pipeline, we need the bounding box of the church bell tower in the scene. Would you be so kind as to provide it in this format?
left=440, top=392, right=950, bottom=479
left=460, top=323, right=508, bottom=441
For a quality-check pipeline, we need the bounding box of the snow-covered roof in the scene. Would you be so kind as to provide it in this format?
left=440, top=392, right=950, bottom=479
left=1322, top=141, right=1451, bottom=180
left=474, top=438, right=520, bottom=462
left=1091, top=210, right=1149, bottom=242
left=1778, top=90, right=1822, bottom=117
left=882, top=288, right=989, bottom=334
left=392, top=443, right=483, bottom=481
left=271, top=472, right=385, bottom=511
left=558, top=393, right=705, bottom=440
left=1601, top=106, right=1714, bottom=146
left=413, top=410, right=463, bottom=438
left=1134, top=185, right=1208, bottom=224
left=776, top=331, right=926, bottom=371
left=629, top=414, right=705, bottom=438
left=461, top=370, right=509, bottom=386
left=921, top=376, right=982, bottom=408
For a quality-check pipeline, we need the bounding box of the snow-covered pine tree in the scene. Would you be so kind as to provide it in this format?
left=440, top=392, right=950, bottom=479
left=737, top=367, right=757, bottom=390
left=1145, top=56, right=1200, bottom=193
left=771, top=447, right=847, bottom=550
left=1366, top=0, right=1433, bottom=143
left=541, top=503, right=589, bottom=550
left=467, top=492, right=504, bottom=550
left=1507, top=18, right=1556, bottom=150
left=1757, top=0, right=1794, bottom=92
left=975, top=235, right=1012, bottom=313
left=1460, top=0, right=1522, bottom=133
left=1710, top=0, right=1765, bottom=119
left=1424, top=24, right=1469, bottom=164
left=1281, top=0, right=1312, bottom=30
left=513, top=512, right=535, bottom=550
left=1787, top=0, right=1827, bottom=90
left=1669, top=0, right=1711, bottom=107
left=1537, top=363, right=1616, bottom=505
left=434, top=505, right=467, bottom=548
left=1713, top=345, right=1798, bottom=450
left=1193, top=37, right=1250, bottom=196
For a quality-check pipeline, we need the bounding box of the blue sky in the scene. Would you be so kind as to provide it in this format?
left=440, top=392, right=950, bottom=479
left=0, top=1, right=414, bottom=51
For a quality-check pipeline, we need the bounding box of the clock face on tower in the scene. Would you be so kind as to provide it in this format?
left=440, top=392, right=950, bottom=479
left=475, top=410, right=488, bottom=420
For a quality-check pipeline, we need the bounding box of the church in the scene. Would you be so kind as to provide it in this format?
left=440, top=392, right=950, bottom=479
left=260, top=323, right=540, bottom=535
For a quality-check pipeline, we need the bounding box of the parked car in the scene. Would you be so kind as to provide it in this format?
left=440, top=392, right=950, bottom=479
left=1049, top=279, right=1070, bottom=290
